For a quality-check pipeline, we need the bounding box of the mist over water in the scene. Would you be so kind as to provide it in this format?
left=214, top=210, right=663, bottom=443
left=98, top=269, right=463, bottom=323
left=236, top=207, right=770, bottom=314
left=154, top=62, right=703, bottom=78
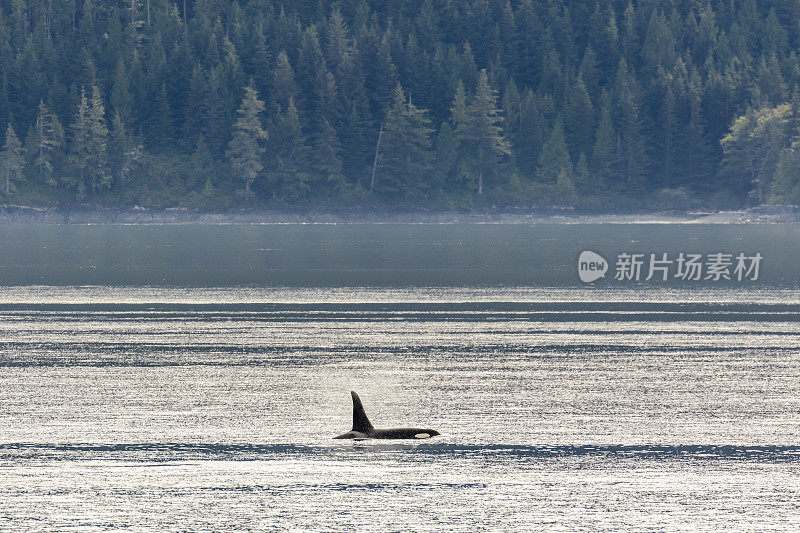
left=1, top=225, right=800, bottom=530
left=0, top=223, right=798, bottom=286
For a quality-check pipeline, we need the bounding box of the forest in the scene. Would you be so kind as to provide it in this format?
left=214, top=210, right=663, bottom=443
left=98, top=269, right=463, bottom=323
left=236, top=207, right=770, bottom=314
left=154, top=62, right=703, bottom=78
left=0, top=0, right=800, bottom=212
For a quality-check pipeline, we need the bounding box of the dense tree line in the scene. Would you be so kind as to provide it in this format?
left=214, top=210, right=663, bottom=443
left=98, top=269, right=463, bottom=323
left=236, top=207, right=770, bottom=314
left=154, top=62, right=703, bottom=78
left=0, top=0, right=799, bottom=211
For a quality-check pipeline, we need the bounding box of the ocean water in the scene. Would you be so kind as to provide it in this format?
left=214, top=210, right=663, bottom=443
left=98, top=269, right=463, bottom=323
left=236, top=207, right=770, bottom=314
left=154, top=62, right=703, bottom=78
left=1, top=225, right=800, bottom=530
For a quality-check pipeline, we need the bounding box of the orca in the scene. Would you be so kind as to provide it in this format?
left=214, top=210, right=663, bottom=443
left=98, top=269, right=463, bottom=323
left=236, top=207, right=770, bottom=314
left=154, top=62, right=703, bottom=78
left=333, top=391, right=441, bottom=440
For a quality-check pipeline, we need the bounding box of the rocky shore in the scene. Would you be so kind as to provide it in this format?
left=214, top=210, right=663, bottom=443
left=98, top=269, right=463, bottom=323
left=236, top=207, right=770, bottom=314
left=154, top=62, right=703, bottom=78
left=1, top=204, right=798, bottom=225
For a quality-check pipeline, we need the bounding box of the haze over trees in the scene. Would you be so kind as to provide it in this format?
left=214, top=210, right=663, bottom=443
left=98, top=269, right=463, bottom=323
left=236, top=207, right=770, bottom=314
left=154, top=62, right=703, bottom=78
left=0, top=0, right=799, bottom=211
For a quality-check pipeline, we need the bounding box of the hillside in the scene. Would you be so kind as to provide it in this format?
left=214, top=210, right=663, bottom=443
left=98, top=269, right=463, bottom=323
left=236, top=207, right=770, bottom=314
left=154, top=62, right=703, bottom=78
left=0, top=0, right=799, bottom=211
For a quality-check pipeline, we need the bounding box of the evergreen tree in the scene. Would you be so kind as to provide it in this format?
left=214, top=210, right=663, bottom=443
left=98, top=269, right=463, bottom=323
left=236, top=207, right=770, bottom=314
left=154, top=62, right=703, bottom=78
left=32, top=100, right=64, bottom=187
left=325, top=5, right=352, bottom=76
left=86, top=85, right=110, bottom=193
left=514, top=89, right=551, bottom=179
left=536, top=115, right=572, bottom=183
left=592, top=90, right=616, bottom=188
left=450, top=81, right=468, bottom=132
left=0, top=122, right=24, bottom=197
left=264, top=97, right=312, bottom=202
left=144, top=83, right=175, bottom=150
left=68, top=85, right=110, bottom=196
left=754, top=54, right=788, bottom=106
left=315, top=63, right=339, bottom=127
left=336, top=50, right=372, bottom=182
left=614, top=60, right=647, bottom=191
left=657, top=79, right=678, bottom=188
left=573, top=152, right=600, bottom=196
left=296, top=24, right=326, bottom=121
left=375, top=84, right=434, bottom=201
left=182, top=64, right=206, bottom=147
left=770, top=141, right=800, bottom=203
left=432, top=121, right=458, bottom=192
left=68, top=87, right=92, bottom=196
left=363, top=31, right=398, bottom=122
left=642, top=9, right=676, bottom=74
left=678, top=71, right=716, bottom=191
left=578, top=45, right=600, bottom=95
left=110, top=58, right=134, bottom=125
left=312, top=116, right=344, bottom=189
left=553, top=169, right=577, bottom=206
left=339, top=93, right=372, bottom=186
left=565, top=78, right=594, bottom=159
left=226, top=85, right=267, bottom=201
left=200, top=65, right=232, bottom=157
left=244, top=21, right=271, bottom=94
left=190, top=135, right=217, bottom=193
left=621, top=3, right=637, bottom=61
left=270, top=50, right=298, bottom=113
left=109, top=112, right=142, bottom=192
left=452, top=70, right=510, bottom=195
left=502, top=78, right=521, bottom=145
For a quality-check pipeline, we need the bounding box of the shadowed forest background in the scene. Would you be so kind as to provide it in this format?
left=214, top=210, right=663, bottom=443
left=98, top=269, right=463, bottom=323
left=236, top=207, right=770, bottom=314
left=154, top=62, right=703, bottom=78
left=1, top=0, right=800, bottom=211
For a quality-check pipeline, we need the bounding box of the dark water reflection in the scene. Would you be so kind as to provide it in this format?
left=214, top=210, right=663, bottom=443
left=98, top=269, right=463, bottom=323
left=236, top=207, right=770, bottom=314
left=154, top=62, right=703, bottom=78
left=0, top=223, right=798, bottom=286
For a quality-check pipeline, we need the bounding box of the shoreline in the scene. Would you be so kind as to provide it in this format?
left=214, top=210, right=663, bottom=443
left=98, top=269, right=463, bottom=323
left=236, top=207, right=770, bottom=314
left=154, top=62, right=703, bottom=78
left=1, top=204, right=798, bottom=225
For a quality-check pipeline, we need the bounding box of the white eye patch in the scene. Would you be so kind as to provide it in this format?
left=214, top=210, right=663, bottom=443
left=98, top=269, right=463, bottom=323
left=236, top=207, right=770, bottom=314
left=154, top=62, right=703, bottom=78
left=414, top=433, right=431, bottom=439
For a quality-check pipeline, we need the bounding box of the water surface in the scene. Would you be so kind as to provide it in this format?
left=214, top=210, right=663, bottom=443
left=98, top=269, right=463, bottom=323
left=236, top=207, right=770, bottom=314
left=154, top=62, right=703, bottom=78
left=0, top=223, right=798, bottom=285
left=1, top=225, right=799, bottom=530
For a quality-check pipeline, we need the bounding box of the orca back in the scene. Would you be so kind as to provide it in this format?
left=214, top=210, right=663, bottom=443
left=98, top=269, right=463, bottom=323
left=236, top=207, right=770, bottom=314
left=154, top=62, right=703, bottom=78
left=369, top=428, right=441, bottom=439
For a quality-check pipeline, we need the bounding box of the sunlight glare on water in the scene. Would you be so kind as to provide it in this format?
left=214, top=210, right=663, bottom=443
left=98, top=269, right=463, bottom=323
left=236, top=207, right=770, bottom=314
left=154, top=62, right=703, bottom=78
left=1, top=284, right=800, bottom=530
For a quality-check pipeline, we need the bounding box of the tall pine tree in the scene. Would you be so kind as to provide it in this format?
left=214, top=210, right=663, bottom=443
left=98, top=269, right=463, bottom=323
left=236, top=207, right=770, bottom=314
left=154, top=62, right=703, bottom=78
left=226, top=85, right=267, bottom=201
left=0, top=122, right=24, bottom=197
left=263, top=97, right=312, bottom=203
left=452, top=70, right=509, bottom=195
left=32, top=100, right=64, bottom=187
left=375, top=84, right=434, bottom=202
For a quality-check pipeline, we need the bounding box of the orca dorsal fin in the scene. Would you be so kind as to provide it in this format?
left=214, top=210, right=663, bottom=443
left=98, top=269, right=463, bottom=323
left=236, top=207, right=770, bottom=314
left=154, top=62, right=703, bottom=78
left=350, top=391, right=374, bottom=433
